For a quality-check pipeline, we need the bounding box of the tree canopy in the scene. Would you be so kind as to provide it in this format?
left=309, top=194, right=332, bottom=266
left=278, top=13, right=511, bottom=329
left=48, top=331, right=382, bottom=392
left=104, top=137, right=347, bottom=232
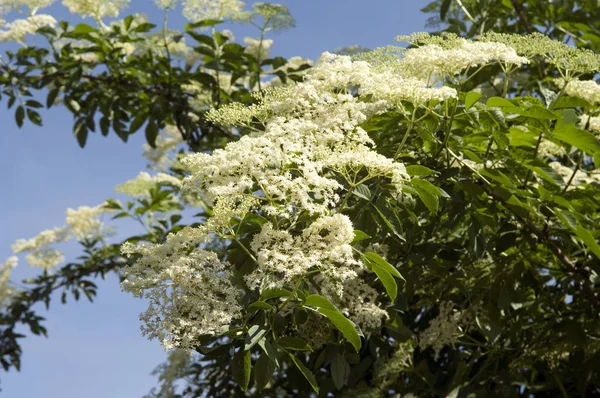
left=2, top=1, right=600, bottom=397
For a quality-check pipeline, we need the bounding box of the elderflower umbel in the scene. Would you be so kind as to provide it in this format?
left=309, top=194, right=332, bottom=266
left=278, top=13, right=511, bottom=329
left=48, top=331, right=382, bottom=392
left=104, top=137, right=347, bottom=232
left=419, top=301, right=473, bottom=359
left=0, top=256, right=17, bottom=307
left=62, top=0, right=129, bottom=19
left=582, top=114, right=600, bottom=135
left=115, top=171, right=182, bottom=198
left=0, top=0, right=55, bottom=14
left=556, top=78, right=600, bottom=105
left=181, top=0, right=244, bottom=21
left=399, top=40, right=528, bottom=81
left=243, top=36, right=273, bottom=60
left=121, top=237, right=242, bottom=350
left=247, top=214, right=361, bottom=295
left=548, top=161, right=600, bottom=189
left=11, top=203, right=112, bottom=269
left=0, top=14, right=55, bottom=44
left=126, top=50, right=428, bottom=348
left=143, top=126, right=185, bottom=171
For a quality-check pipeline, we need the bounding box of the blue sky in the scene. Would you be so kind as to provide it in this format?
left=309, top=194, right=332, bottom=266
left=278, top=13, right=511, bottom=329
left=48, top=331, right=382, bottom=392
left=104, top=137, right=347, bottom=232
left=0, top=1, right=429, bottom=396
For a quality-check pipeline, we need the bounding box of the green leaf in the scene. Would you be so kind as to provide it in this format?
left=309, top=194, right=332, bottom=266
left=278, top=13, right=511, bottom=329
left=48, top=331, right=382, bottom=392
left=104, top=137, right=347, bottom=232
left=555, top=209, right=577, bottom=231
left=503, top=105, right=557, bottom=120
left=258, top=339, right=279, bottom=367
left=353, top=184, right=371, bottom=201
left=254, top=352, right=275, bottom=391
left=406, top=165, right=435, bottom=177
left=465, top=91, right=483, bottom=110
left=133, top=22, right=156, bottom=33
left=187, top=31, right=216, bottom=48
left=363, top=252, right=403, bottom=279
left=46, top=89, right=59, bottom=108
left=248, top=301, right=274, bottom=311
left=411, top=178, right=448, bottom=197
left=260, top=288, right=292, bottom=301
left=99, top=117, right=110, bottom=136
left=185, top=19, right=223, bottom=30
left=554, top=96, right=592, bottom=109
left=304, top=294, right=337, bottom=311
left=123, top=15, right=134, bottom=30
left=351, top=230, right=371, bottom=244
left=575, top=225, right=600, bottom=260
left=372, top=265, right=397, bottom=301
left=74, top=125, right=88, bottom=148
left=277, top=336, right=312, bottom=351
left=440, top=0, right=451, bottom=20
left=232, top=349, right=251, bottom=392
left=318, top=309, right=362, bottom=352
left=244, top=324, right=269, bottom=351
left=145, top=122, right=158, bottom=148
left=486, top=97, right=515, bottom=107
left=15, top=105, right=24, bottom=128
left=26, top=109, right=42, bottom=126
left=553, top=126, right=600, bottom=155
left=523, top=162, right=564, bottom=186
left=331, top=351, right=350, bottom=390
left=72, top=23, right=96, bottom=34
left=288, top=354, right=319, bottom=393
left=372, top=204, right=400, bottom=236
left=412, top=183, right=438, bottom=213
left=129, top=113, right=147, bottom=134
left=304, top=294, right=362, bottom=351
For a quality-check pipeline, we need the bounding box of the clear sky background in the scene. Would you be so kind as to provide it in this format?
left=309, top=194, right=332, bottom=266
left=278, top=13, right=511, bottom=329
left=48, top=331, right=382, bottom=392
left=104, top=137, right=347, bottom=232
left=0, top=1, right=430, bottom=397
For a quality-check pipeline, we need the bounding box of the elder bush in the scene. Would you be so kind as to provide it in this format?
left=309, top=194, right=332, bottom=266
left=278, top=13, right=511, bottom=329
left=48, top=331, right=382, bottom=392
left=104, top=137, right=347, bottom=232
left=2, top=1, right=600, bottom=397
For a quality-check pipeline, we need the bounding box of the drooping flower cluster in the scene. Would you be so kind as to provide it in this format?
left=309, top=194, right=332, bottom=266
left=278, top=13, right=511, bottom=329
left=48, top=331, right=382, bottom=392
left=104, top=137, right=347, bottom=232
left=419, top=301, right=475, bottom=359
left=243, top=36, right=273, bottom=60
left=62, top=0, right=129, bottom=19
left=11, top=203, right=112, bottom=269
left=0, top=0, right=55, bottom=14
left=0, top=14, right=55, bottom=43
left=181, top=0, right=244, bottom=21
left=0, top=256, right=17, bottom=307
left=397, top=33, right=529, bottom=81
left=548, top=162, right=600, bottom=189
left=125, top=51, right=451, bottom=349
left=479, top=32, right=600, bottom=75
left=248, top=214, right=360, bottom=294
left=115, top=171, right=182, bottom=198
left=121, top=227, right=242, bottom=350
left=556, top=78, right=600, bottom=105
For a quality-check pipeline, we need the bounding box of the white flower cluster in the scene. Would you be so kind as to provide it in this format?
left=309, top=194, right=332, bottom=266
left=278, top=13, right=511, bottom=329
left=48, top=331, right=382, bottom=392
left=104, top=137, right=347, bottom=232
left=11, top=203, right=111, bottom=269
left=557, top=78, right=600, bottom=105
left=548, top=161, right=600, bottom=189
left=115, top=171, right=182, bottom=198
left=248, top=214, right=360, bottom=294
left=143, top=126, right=186, bottom=171
left=0, top=0, right=55, bottom=14
left=243, top=36, right=273, bottom=60
left=121, top=232, right=242, bottom=350
left=125, top=52, right=426, bottom=348
left=148, top=348, right=192, bottom=398
left=537, top=139, right=566, bottom=158
left=0, top=256, right=17, bottom=308
left=584, top=115, right=600, bottom=135
left=154, top=0, right=178, bottom=9
left=419, top=301, right=473, bottom=359
left=181, top=0, right=244, bottom=21
left=62, top=0, right=129, bottom=19
left=0, top=14, right=55, bottom=44
left=400, top=40, right=529, bottom=81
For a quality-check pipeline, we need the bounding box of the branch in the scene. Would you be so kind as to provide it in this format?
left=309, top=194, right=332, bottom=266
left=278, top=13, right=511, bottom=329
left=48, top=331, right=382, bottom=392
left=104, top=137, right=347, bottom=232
left=489, top=190, right=600, bottom=309
left=509, top=0, right=535, bottom=34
